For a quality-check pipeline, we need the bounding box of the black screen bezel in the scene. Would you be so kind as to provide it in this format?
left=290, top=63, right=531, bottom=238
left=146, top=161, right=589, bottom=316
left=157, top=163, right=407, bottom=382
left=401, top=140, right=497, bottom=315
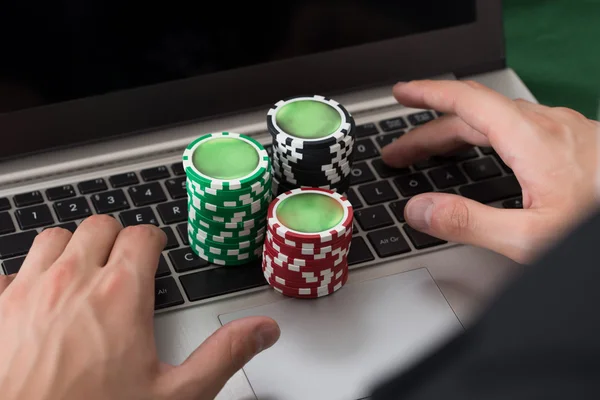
left=0, top=0, right=503, bottom=161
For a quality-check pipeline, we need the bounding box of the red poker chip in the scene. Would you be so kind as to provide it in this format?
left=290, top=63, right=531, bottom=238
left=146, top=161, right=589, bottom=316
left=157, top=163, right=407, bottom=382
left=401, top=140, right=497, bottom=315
left=262, top=243, right=349, bottom=270
left=264, top=233, right=352, bottom=259
left=262, top=258, right=347, bottom=286
left=267, top=187, right=353, bottom=245
left=263, top=265, right=346, bottom=289
left=262, top=249, right=349, bottom=273
left=266, top=269, right=349, bottom=299
left=265, top=228, right=352, bottom=254
left=266, top=225, right=352, bottom=250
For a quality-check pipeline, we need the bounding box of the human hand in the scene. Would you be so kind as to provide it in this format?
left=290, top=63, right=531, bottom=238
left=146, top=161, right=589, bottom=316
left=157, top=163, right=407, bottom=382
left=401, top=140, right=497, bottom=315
left=382, top=80, right=600, bottom=264
left=0, top=215, right=280, bottom=400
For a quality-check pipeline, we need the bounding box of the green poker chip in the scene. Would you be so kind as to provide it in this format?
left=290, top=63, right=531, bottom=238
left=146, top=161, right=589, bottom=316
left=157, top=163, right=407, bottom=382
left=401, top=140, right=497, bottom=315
left=183, top=132, right=270, bottom=190
left=182, top=131, right=273, bottom=265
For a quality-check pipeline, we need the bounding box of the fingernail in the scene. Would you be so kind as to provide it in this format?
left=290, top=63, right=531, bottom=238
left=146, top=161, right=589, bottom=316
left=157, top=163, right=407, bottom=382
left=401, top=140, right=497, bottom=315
left=255, top=323, right=280, bottom=353
left=406, top=198, right=434, bottom=230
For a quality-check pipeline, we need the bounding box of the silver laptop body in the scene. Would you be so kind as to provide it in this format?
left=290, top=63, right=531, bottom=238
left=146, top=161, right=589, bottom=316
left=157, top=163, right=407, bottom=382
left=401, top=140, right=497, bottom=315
left=0, top=1, right=534, bottom=398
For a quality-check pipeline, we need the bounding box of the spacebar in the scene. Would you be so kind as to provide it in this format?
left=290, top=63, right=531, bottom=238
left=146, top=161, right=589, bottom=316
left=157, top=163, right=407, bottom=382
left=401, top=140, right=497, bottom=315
left=179, top=260, right=268, bottom=302
left=459, top=175, right=522, bottom=204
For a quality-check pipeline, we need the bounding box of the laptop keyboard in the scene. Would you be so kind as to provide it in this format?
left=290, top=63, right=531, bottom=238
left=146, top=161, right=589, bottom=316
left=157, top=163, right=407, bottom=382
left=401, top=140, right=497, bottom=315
left=0, top=110, right=522, bottom=312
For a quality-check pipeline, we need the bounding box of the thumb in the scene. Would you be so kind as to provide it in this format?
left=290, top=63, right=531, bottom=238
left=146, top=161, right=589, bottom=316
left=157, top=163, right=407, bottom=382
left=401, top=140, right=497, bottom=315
left=404, top=192, right=538, bottom=264
left=159, top=316, right=280, bottom=400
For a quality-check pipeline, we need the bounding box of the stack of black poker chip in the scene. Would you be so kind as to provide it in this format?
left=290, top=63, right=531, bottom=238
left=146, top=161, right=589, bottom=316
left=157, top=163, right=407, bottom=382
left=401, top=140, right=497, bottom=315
left=266, top=94, right=356, bottom=196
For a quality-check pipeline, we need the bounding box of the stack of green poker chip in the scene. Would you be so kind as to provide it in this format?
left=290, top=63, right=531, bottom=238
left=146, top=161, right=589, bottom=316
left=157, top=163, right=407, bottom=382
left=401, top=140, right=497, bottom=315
left=182, top=132, right=273, bottom=265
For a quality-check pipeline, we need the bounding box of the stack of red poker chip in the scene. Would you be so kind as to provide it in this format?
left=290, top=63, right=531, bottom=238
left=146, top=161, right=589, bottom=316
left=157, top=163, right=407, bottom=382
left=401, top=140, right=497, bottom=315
left=262, top=187, right=353, bottom=298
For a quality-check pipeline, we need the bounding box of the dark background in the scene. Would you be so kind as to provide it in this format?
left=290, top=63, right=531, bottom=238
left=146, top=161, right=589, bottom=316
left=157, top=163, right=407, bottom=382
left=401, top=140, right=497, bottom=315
left=0, top=0, right=475, bottom=114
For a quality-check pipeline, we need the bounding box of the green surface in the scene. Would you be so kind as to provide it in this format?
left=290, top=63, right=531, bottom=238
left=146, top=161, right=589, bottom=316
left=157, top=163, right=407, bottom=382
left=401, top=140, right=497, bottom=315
left=503, top=0, right=600, bottom=119
left=192, top=137, right=258, bottom=179
left=277, top=193, right=344, bottom=232
left=275, top=100, right=342, bottom=138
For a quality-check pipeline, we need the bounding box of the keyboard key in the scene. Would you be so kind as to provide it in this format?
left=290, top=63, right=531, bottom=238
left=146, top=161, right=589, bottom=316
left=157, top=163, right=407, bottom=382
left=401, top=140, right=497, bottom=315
left=413, top=157, right=447, bottom=171
left=347, top=237, right=375, bottom=265
left=444, top=147, right=479, bottom=162
left=0, top=212, right=15, bottom=235
left=375, top=131, right=403, bottom=148
left=0, top=197, right=11, bottom=211
left=428, top=165, right=467, bottom=189
left=141, top=166, right=170, bottom=181
left=15, top=204, right=54, bottom=230
left=355, top=123, right=379, bottom=138
left=493, top=154, right=513, bottom=174
left=44, top=222, right=77, bottom=233
left=0, top=230, right=37, bottom=258
left=350, top=162, right=376, bottom=185
left=346, top=188, right=363, bottom=209
left=358, top=181, right=398, bottom=205
left=14, top=191, right=43, bottom=207
left=155, top=254, right=171, bottom=277
left=109, top=172, right=139, bottom=188
left=355, top=205, right=394, bottom=231
left=459, top=175, right=522, bottom=204
left=171, top=162, right=185, bottom=176
left=403, top=225, right=446, bottom=249
left=353, top=223, right=359, bottom=233
left=168, top=248, right=210, bottom=273
left=45, top=185, right=76, bottom=201
left=388, top=199, right=409, bottom=223
left=154, top=277, right=184, bottom=310
left=54, top=197, right=92, bottom=222
left=176, top=223, right=189, bottom=245
left=165, top=177, right=186, bottom=199
left=78, top=178, right=107, bottom=194
left=479, top=146, right=494, bottom=155
left=179, top=261, right=267, bottom=302
left=379, top=117, right=408, bottom=132
left=2, top=256, right=26, bottom=275
left=407, top=111, right=435, bottom=126
left=367, top=227, right=411, bottom=257
left=128, top=182, right=167, bottom=206
left=161, top=226, right=179, bottom=250
left=119, top=207, right=159, bottom=227
left=92, top=189, right=130, bottom=214
left=394, top=173, right=433, bottom=197
left=462, top=157, right=502, bottom=181
left=503, top=197, right=523, bottom=209
left=371, top=158, right=410, bottom=178
left=157, top=199, right=188, bottom=225
left=354, top=139, right=380, bottom=161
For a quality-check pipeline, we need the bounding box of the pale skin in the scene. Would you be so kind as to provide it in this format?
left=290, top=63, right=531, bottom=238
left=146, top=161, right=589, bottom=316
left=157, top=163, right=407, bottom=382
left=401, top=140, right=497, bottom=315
left=0, top=80, right=598, bottom=399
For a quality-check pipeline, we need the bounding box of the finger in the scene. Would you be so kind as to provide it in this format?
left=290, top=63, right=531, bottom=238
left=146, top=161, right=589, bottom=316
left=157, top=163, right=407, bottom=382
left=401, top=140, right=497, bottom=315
left=0, top=274, right=16, bottom=295
left=392, top=80, right=543, bottom=158
left=56, top=214, right=122, bottom=268
left=381, top=114, right=489, bottom=168
left=16, top=227, right=72, bottom=280
left=105, top=224, right=166, bottom=289
left=404, top=192, right=542, bottom=264
left=158, top=316, right=280, bottom=400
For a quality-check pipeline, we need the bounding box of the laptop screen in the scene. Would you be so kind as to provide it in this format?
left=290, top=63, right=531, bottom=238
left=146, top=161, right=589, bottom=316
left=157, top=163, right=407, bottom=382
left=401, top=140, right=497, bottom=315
left=0, top=1, right=476, bottom=115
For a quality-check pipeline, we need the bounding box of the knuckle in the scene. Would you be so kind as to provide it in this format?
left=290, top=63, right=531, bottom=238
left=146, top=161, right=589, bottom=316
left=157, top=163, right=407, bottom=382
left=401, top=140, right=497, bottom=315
left=37, top=226, right=72, bottom=242
left=83, top=213, right=120, bottom=229
left=552, top=106, right=585, bottom=119
left=96, top=268, right=134, bottom=301
left=123, top=224, right=160, bottom=240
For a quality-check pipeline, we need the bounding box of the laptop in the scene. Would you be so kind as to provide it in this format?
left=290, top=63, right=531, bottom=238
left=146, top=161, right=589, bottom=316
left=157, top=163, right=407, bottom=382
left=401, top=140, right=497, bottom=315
left=0, top=0, right=534, bottom=398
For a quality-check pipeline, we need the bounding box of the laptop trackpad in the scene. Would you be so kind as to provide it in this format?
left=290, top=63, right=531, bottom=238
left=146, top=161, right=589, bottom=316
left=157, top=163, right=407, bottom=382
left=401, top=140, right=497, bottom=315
left=218, top=267, right=463, bottom=400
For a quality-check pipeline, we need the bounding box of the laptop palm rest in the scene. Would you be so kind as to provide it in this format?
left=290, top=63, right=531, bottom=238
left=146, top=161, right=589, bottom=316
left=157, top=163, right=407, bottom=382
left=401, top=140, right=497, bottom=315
left=219, top=267, right=464, bottom=400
